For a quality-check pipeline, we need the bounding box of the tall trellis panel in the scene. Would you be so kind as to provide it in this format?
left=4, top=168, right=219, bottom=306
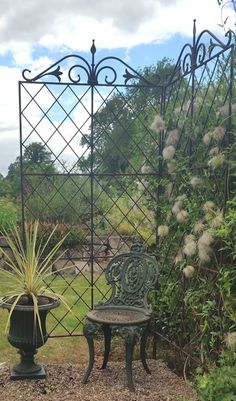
left=18, top=24, right=234, bottom=350
left=19, top=41, right=162, bottom=337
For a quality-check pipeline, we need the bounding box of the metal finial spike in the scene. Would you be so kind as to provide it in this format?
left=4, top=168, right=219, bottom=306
left=91, top=40, right=96, bottom=55
left=193, top=19, right=196, bottom=36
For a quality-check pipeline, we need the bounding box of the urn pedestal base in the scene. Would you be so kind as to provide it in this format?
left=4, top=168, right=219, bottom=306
left=10, top=349, right=46, bottom=380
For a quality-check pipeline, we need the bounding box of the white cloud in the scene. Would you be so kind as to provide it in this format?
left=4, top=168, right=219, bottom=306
left=0, top=66, right=21, bottom=175
left=0, top=0, right=232, bottom=59
left=0, top=135, right=20, bottom=176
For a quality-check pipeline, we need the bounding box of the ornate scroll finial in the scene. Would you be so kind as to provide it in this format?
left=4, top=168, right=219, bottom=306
left=91, top=40, right=96, bottom=55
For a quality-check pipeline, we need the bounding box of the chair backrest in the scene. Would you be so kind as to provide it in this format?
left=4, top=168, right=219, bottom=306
left=101, top=242, right=159, bottom=312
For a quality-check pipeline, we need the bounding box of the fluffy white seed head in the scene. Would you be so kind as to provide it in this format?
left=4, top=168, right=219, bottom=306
left=203, top=132, right=212, bottom=145
left=172, top=201, right=183, bottom=215
left=190, top=176, right=203, bottom=188
left=209, top=147, right=219, bottom=156
left=184, top=234, right=196, bottom=244
left=183, top=265, right=195, bottom=278
left=175, top=249, right=184, bottom=264
left=176, top=210, right=188, bottom=222
left=165, top=182, right=173, bottom=198
left=198, top=231, right=214, bottom=246
left=163, top=145, right=175, bottom=160
left=165, top=129, right=179, bottom=146
left=212, top=126, right=225, bottom=142
left=225, top=332, right=236, bottom=351
left=176, top=194, right=187, bottom=201
left=198, top=244, right=212, bottom=262
left=183, top=241, right=197, bottom=256
left=203, top=201, right=215, bottom=213
left=167, top=160, right=176, bottom=174
left=150, top=115, right=165, bottom=133
left=157, top=225, right=169, bottom=237
left=208, top=154, right=225, bottom=170
left=193, top=222, right=205, bottom=235
left=210, top=213, right=224, bottom=228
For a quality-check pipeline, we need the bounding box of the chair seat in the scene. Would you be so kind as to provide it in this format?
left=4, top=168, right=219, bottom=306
left=86, top=308, right=150, bottom=325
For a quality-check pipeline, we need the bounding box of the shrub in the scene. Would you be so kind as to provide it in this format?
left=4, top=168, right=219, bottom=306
left=36, top=222, right=87, bottom=251
left=107, top=195, right=155, bottom=245
left=196, top=352, right=236, bottom=401
left=0, top=198, right=18, bottom=233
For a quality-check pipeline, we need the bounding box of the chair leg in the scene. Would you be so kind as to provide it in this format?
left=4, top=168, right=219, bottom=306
left=140, top=328, right=151, bottom=374
left=120, top=327, right=138, bottom=392
left=82, top=320, right=98, bottom=384
left=125, top=338, right=136, bottom=391
left=101, top=324, right=111, bottom=370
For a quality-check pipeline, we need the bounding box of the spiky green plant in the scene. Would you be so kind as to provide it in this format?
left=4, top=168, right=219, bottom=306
left=0, top=220, right=73, bottom=339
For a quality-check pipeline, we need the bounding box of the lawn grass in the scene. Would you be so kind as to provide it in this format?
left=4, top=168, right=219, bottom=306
left=0, top=270, right=109, bottom=364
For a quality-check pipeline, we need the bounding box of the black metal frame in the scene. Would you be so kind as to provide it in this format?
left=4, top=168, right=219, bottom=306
left=18, top=22, right=234, bottom=341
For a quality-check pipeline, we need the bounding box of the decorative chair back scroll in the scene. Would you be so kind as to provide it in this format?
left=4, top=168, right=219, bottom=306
left=100, top=243, right=158, bottom=311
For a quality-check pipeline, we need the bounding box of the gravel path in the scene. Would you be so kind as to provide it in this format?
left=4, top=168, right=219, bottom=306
left=0, top=359, right=196, bottom=401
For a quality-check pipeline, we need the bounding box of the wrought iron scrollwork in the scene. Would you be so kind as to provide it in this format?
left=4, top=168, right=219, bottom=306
left=21, top=41, right=154, bottom=86
left=119, top=325, right=145, bottom=344
left=68, top=63, right=91, bottom=84
left=22, top=65, right=64, bottom=82
left=167, top=23, right=233, bottom=84
left=21, top=24, right=233, bottom=87
left=94, top=65, right=117, bottom=85
left=103, top=245, right=159, bottom=310
left=22, top=55, right=92, bottom=83
left=200, top=29, right=232, bottom=58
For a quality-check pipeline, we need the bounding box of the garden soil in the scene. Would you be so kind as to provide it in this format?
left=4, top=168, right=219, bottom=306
left=0, top=359, right=196, bottom=401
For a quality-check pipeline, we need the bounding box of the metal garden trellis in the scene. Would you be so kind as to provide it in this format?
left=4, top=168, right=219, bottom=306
left=18, top=20, right=234, bottom=365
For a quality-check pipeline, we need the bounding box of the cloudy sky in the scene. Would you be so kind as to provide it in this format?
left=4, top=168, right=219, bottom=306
left=0, top=0, right=234, bottom=175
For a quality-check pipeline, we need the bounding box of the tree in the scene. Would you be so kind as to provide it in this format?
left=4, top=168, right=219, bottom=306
left=23, top=142, right=52, bottom=165
left=4, top=142, right=56, bottom=198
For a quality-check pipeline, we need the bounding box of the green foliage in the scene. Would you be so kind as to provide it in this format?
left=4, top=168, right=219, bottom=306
left=196, top=352, right=236, bottom=401
left=215, top=198, right=236, bottom=260
left=25, top=175, right=109, bottom=225
left=23, top=142, right=53, bottom=165
left=37, top=222, right=86, bottom=251
left=106, top=193, right=156, bottom=245
left=0, top=198, right=18, bottom=233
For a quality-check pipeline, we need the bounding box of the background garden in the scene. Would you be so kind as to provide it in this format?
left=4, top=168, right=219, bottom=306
left=0, top=24, right=236, bottom=399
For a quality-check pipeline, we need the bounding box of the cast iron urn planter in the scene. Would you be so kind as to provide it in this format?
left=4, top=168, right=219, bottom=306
left=2, top=296, right=60, bottom=380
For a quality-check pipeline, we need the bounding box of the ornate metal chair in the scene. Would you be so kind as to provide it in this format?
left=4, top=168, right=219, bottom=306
left=82, top=242, right=159, bottom=391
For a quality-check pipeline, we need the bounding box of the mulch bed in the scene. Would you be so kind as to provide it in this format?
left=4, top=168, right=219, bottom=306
left=0, top=359, right=197, bottom=401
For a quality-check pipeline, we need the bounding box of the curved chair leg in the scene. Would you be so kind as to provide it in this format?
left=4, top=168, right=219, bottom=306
left=82, top=320, right=98, bottom=384
left=120, top=327, right=139, bottom=392
left=101, top=324, right=111, bottom=370
left=140, top=327, right=151, bottom=374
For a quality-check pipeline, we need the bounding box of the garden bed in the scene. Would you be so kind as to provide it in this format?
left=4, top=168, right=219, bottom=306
left=0, top=359, right=196, bottom=401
